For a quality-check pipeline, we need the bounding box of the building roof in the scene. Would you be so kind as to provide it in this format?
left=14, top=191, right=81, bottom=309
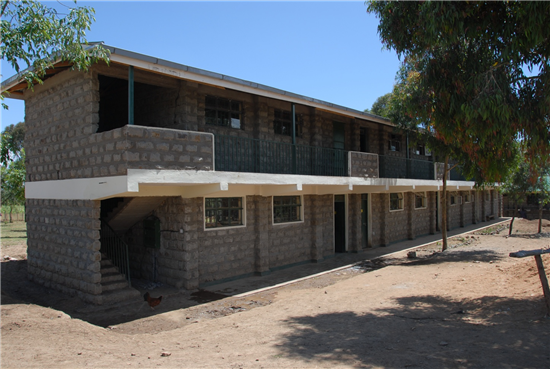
left=1, top=43, right=392, bottom=125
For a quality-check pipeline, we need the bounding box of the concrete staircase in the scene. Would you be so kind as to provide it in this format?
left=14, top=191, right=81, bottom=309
left=100, top=256, right=140, bottom=305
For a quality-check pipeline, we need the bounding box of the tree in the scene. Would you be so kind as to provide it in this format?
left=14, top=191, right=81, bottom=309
left=367, top=93, right=392, bottom=118
left=386, top=60, right=515, bottom=251
left=1, top=0, right=109, bottom=108
left=1, top=123, right=26, bottom=222
left=367, top=1, right=550, bottom=175
left=501, top=154, right=532, bottom=235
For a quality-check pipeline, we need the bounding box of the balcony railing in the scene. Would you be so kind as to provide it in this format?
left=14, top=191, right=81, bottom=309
left=379, top=155, right=434, bottom=180
left=215, top=135, right=348, bottom=176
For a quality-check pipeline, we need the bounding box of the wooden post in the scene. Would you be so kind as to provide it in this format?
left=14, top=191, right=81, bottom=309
left=534, top=255, right=550, bottom=315
left=510, top=248, right=550, bottom=316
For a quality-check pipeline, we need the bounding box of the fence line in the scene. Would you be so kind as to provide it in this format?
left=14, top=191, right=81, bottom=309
left=1, top=213, right=25, bottom=222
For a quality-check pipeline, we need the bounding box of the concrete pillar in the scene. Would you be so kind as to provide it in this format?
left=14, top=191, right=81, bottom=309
left=380, top=193, right=390, bottom=246
left=310, top=195, right=325, bottom=261
left=406, top=192, right=415, bottom=240
left=254, top=196, right=271, bottom=275
left=429, top=191, right=437, bottom=234
left=348, top=194, right=361, bottom=252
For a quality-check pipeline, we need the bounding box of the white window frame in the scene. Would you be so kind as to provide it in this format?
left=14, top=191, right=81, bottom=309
left=414, top=192, right=427, bottom=210
left=389, top=192, right=404, bottom=212
left=450, top=192, right=461, bottom=206
left=204, top=197, right=246, bottom=231
left=463, top=192, right=471, bottom=203
left=272, top=195, right=304, bottom=225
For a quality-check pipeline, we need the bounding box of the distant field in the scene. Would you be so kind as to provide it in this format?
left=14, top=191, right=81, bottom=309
left=1, top=205, right=25, bottom=222
left=0, top=221, right=27, bottom=247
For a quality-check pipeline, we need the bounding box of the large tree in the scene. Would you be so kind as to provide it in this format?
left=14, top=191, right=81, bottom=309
left=1, top=123, right=26, bottom=222
left=1, top=0, right=109, bottom=107
left=366, top=92, right=392, bottom=118
left=367, top=1, right=550, bottom=175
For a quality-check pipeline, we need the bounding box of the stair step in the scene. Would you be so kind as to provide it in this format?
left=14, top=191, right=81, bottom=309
left=101, top=286, right=141, bottom=306
left=102, top=279, right=129, bottom=292
left=101, top=271, right=127, bottom=284
left=101, top=265, right=120, bottom=275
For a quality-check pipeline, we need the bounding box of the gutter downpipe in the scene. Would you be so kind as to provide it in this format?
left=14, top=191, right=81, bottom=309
left=292, top=103, right=297, bottom=174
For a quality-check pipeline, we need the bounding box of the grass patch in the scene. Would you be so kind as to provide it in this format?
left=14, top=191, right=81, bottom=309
left=0, top=221, right=27, bottom=247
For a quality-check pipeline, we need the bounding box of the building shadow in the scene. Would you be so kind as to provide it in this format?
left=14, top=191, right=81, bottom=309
left=276, top=294, right=549, bottom=368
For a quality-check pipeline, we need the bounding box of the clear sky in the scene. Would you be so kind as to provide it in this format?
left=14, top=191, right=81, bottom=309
left=0, top=0, right=401, bottom=131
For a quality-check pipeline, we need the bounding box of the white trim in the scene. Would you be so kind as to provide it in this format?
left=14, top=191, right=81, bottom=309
left=203, top=196, right=247, bottom=231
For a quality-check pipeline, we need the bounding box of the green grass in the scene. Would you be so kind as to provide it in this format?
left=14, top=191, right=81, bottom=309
left=0, top=221, right=27, bottom=247
left=1, top=205, right=25, bottom=214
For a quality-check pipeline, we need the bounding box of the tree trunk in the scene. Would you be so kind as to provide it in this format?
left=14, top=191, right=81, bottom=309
left=539, top=204, right=543, bottom=234
left=441, top=156, right=449, bottom=251
left=8, top=206, right=13, bottom=223
left=509, top=199, right=517, bottom=236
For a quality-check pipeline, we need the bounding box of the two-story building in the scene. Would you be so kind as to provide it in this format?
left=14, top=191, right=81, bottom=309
left=1, top=44, right=500, bottom=304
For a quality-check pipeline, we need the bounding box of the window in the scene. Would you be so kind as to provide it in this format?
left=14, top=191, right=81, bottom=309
left=415, top=192, right=427, bottom=209
left=205, top=96, right=242, bottom=129
left=274, top=109, right=302, bottom=137
left=273, top=196, right=302, bottom=223
left=360, top=127, right=369, bottom=152
left=388, top=134, right=401, bottom=152
left=450, top=192, right=461, bottom=206
left=414, top=145, right=425, bottom=156
left=389, top=193, right=404, bottom=211
left=463, top=192, right=471, bottom=203
left=205, top=197, right=243, bottom=229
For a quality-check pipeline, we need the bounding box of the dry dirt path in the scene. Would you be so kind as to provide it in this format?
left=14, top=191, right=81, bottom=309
left=2, top=219, right=550, bottom=368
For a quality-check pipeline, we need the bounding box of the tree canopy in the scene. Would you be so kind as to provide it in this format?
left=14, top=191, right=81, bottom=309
left=1, top=0, right=109, bottom=107
left=1, top=123, right=26, bottom=214
left=367, top=1, right=550, bottom=176
left=366, top=93, right=391, bottom=118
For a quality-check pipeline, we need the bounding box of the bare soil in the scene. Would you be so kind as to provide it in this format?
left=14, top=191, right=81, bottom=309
left=2, top=218, right=550, bottom=368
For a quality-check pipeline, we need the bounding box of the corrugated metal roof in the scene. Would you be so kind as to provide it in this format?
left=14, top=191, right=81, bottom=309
left=1, top=43, right=392, bottom=125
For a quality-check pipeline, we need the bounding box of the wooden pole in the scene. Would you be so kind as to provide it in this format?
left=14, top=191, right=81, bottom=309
left=534, top=255, right=550, bottom=316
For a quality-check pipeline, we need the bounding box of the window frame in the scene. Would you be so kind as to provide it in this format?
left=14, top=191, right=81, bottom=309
left=205, top=95, right=243, bottom=129
left=463, top=192, right=471, bottom=203
left=273, top=108, right=303, bottom=137
left=414, top=192, right=427, bottom=210
left=450, top=192, right=461, bottom=206
left=204, top=197, right=246, bottom=230
left=389, top=192, right=404, bottom=212
left=388, top=134, right=401, bottom=152
left=272, top=195, right=303, bottom=225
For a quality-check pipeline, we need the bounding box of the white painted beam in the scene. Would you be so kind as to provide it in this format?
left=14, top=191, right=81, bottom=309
left=180, top=182, right=228, bottom=198
left=260, top=184, right=302, bottom=196
left=314, top=184, right=353, bottom=195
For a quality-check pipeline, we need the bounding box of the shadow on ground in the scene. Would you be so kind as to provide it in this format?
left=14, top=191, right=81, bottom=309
left=276, top=295, right=550, bottom=368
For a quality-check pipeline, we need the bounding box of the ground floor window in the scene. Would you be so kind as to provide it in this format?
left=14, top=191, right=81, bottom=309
left=389, top=193, right=404, bottom=211
left=205, top=197, right=243, bottom=228
left=273, top=196, right=302, bottom=223
left=463, top=192, right=471, bottom=203
left=450, top=192, right=461, bottom=206
left=415, top=192, right=427, bottom=209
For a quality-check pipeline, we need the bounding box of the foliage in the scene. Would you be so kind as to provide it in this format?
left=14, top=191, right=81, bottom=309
left=367, top=1, right=550, bottom=176
left=1, top=123, right=26, bottom=220
left=1, top=0, right=109, bottom=108
left=1, top=122, right=24, bottom=165
left=367, top=93, right=392, bottom=118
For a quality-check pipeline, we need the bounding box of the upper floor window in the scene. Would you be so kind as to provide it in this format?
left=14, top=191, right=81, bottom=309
left=274, top=109, right=302, bottom=137
left=205, top=197, right=243, bottom=229
left=273, top=196, right=302, bottom=223
left=388, top=134, right=401, bottom=152
left=205, top=96, right=242, bottom=129
left=389, top=192, right=404, bottom=211
left=415, top=192, right=427, bottom=209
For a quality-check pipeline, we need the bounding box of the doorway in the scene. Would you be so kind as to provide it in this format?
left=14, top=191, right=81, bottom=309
left=334, top=195, right=346, bottom=253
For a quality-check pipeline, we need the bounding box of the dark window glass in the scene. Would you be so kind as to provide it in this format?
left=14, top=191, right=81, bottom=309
left=205, top=96, right=242, bottom=129
left=205, top=197, right=243, bottom=228
left=273, top=196, right=302, bottom=223
left=274, top=109, right=302, bottom=137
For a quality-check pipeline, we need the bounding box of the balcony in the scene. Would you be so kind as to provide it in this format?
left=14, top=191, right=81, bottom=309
left=215, top=135, right=348, bottom=177
left=214, top=134, right=440, bottom=180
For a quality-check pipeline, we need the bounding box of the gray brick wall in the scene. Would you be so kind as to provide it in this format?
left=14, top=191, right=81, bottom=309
left=349, top=152, right=379, bottom=178
left=26, top=199, right=102, bottom=304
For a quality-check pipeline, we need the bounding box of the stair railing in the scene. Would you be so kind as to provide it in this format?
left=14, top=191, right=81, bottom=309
left=100, top=220, right=132, bottom=287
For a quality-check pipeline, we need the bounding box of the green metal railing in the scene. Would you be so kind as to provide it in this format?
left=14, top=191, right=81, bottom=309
left=379, top=155, right=434, bottom=180
left=450, top=166, right=468, bottom=181
left=215, top=135, right=348, bottom=177
left=100, top=220, right=131, bottom=287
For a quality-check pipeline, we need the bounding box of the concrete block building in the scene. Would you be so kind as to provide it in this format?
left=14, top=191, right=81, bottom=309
left=1, top=45, right=500, bottom=304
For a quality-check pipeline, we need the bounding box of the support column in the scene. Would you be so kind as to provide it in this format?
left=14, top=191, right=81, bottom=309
left=406, top=192, right=415, bottom=240
left=348, top=194, right=361, bottom=252
left=381, top=193, right=390, bottom=246
left=254, top=196, right=271, bottom=275
left=310, top=195, right=325, bottom=261
left=429, top=191, right=437, bottom=234
left=128, top=65, right=134, bottom=126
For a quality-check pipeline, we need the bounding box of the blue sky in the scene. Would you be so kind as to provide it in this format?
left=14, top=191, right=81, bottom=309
left=0, top=1, right=401, bottom=131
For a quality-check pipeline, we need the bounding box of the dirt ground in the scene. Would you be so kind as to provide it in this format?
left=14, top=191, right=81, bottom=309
left=2, top=218, right=550, bottom=368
